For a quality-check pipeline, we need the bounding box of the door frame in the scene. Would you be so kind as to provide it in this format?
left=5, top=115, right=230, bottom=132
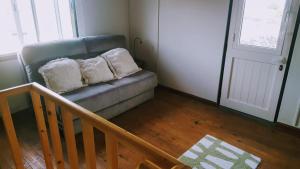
left=217, top=0, right=300, bottom=122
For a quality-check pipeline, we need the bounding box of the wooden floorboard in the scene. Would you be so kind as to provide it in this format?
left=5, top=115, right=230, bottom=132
left=0, top=87, right=300, bottom=168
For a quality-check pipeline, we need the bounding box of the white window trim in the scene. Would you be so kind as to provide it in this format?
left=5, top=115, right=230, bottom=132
left=0, top=0, right=78, bottom=58
left=0, top=52, right=18, bottom=61
left=232, top=0, right=293, bottom=55
left=69, top=0, right=79, bottom=37
left=30, top=0, right=40, bottom=42
left=53, top=0, right=63, bottom=39
left=11, top=0, right=25, bottom=44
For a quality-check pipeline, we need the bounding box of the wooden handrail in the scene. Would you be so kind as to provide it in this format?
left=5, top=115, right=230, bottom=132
left=0, top=83, right=32, bottom=97
left=0, top=83, right=190, bottom=169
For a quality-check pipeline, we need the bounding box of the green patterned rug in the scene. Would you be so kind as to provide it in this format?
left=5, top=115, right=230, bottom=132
left=179, top=135, right=261, bottom=169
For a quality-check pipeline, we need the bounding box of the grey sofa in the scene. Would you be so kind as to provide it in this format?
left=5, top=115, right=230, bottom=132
left=19, top=35, right=158, bottom=133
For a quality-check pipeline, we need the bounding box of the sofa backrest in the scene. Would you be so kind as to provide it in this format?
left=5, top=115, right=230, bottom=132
left=19, top=35, right=126, bottom=85
left=83, top=35, right=126, bottom=58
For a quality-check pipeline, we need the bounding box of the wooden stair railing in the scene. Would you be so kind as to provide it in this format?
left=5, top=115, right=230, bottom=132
left=0, top=83, right=191, bottom=169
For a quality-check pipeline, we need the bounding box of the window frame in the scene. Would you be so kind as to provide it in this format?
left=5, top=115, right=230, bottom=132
left=0, top=0, right=78, bottom=57
left=232, top=0, right=293, bottom=55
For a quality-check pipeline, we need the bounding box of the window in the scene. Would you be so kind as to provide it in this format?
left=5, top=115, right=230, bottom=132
left=239, top=0, right=288, bottom=49
left=0, top=0, right=77, bottom=55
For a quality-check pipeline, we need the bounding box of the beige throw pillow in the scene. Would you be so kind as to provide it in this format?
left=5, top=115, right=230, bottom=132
left=38, top=58, right=85, bottom=94
left=101, top=48, right=141, bottom=79
left=77, top=57, right=114, bottom=84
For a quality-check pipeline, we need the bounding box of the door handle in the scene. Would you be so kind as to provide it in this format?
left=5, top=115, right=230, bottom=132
left=279, top=57, right=287, bottom=71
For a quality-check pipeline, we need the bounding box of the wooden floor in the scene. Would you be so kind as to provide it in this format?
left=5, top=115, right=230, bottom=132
left=1, top=87, right=300, bottom=169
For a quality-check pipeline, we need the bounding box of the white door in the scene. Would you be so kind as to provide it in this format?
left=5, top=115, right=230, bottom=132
left=221, top=0, right=299, bottom=121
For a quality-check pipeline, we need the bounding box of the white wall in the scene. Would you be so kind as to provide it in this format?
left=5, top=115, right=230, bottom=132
left=278, top=26, right=300, bottom=128
left=0, top=57, right=30, bottom=113
left=0, top=0, right=130, bottom=114
left=76, top=0, right=129, bottom=42
left=129, top=0, right=159, bottom=72
left=130, top=0, right=229, bottom=102
left=158, top=0, right=229, bottom=102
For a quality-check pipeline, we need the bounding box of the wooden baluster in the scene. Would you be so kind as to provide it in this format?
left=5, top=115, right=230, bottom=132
left=81, top=120, right=96, bottom=169
left=0, top=97, right=24, bottom=169
left=61, top=107, right=79, bottom=169
left=31, top=91, right=54, bottom=169
left=45, top=99, right=65, bottom=169
left=105, top=133, right=118, bottom=169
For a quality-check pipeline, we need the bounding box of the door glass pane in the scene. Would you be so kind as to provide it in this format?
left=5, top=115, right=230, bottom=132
left=17, top=0, right=38, bottom=45
left=35, top=0, right=59, bottom=42
left=239, top=0, right=287, bottom=49
left=0, top=0, right=21, bottom=54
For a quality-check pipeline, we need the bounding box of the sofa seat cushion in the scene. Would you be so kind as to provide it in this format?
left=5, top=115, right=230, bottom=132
left=61, top=70, right=157, bottom=121
left=62, top=83, right=119, bottom=113
left=107, top=70, right=158, bottom=102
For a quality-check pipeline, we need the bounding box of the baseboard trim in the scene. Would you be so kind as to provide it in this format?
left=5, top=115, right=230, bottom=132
left=0, top=53, right=17, bottom=62
left=157, top=84, right=217, bottom=106
left=11, top=104, right=32, bottom=114
left=0, top=107, right=33, bottom=119
left=157, top=85, right=275, bottom=126
left=160, top=87, right=300, bottom=134
left=158, top=85, right=278, bottom=126
left=276, top=122, right=300, bottom=137
left=218, top=105, right=274, bottom=126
